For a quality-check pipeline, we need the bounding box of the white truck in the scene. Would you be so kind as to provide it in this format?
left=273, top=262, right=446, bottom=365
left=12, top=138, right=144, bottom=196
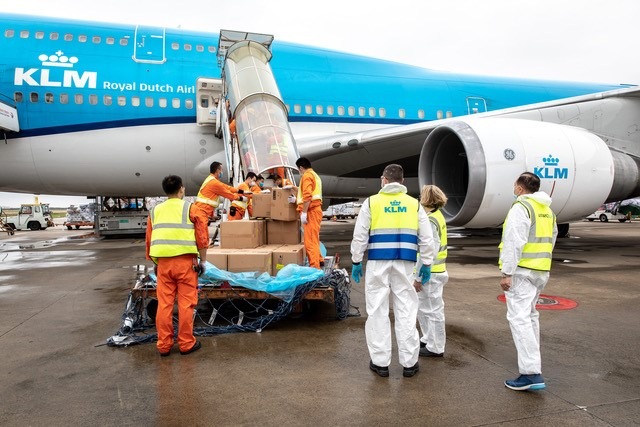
left=323, top=202, right=361, bottom=220
left=4, top=203, right=54, bottom=231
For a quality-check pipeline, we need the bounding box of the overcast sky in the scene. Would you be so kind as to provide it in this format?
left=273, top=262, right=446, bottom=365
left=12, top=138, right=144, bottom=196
left=1, top=0, right=638, bottom=207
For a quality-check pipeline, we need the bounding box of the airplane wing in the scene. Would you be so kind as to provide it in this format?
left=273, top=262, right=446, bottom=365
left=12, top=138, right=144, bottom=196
left=299, top=86, right=640, bottom=227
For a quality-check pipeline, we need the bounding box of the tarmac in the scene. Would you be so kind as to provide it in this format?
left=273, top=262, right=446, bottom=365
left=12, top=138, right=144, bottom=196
left=0, top=218, right=639, bottom=426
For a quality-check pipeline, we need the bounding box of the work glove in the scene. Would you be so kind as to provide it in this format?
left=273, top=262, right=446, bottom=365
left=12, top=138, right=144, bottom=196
left=418, top=264, right=432, bottom=285
left=301, top=212, right=308, bottom=224
left=287, top=195, right=296, bottom=204
left=195, top=261, right=206, bottom=276
left=351, top=263, right=362, bottom=283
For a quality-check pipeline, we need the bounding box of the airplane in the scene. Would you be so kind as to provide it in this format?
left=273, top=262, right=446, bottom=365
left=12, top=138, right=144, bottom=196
left=1, top=12, right=639, bottom=237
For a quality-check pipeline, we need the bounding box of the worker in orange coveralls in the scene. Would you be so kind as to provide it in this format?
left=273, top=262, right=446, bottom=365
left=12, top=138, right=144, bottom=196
left=295, top=157, right=323, bottom=269
left=146, top=175, right=209, bottom=357
left=247, top=174, right=264, bottom=218
left=228, top=172, right=257, bottom=221
left=195, top=161, right=247, bottom=228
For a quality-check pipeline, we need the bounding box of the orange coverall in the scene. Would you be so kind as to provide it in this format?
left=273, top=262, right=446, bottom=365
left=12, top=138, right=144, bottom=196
left=145, top=205, right=209, bottom=354
left=228, top=182, right=251, bottom=221
left=195, top=174, right=240, bottom=239
left=297, top=169, right=323, bottom=269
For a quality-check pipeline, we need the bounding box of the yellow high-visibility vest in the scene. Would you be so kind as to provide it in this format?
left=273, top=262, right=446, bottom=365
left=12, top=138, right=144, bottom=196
left=429, top=209, right=448, bottom=273
left=296, top=169, right=323, bottom=204
left=149, top=199, right=198, bottom=261
left=195, top=174, right=222, bottom=207
left=368, top=192, right=419, bottom=262
left=499, top=197, right=555, bottom=271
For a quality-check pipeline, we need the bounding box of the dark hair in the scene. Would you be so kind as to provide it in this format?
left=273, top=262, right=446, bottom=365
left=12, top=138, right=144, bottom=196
left=246, top=172, right=257, bottom=180
left=210, top=161, right=222, bottom=174
left=296, top=157, right=312, bottom=169
left=256, top=175, right=264, bottom=181
left=382, top=164, right=404, bottom=183
left=162, top=175, right=183, bottom=195
left=517, top=172, right=540, bottom=193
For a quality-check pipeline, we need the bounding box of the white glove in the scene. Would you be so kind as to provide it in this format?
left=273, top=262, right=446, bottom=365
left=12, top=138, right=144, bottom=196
left=301, top=212, right=308, bottom=224
left=287, top=195, right=296, bottom=204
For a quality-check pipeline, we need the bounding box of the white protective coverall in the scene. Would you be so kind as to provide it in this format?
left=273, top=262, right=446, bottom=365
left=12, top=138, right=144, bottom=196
left=351, top=182, right=434, bottom=368
left=416, top=214, right=448, bottom=354
left=500, top=191, right=557, bottom=375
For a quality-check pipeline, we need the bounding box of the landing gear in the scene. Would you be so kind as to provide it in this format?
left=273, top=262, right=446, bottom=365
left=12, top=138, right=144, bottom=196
left=558, top=223, right=570, bottom=238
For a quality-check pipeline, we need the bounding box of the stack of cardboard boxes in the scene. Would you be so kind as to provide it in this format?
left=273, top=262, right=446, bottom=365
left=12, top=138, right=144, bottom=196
left=207, top=188, right=305, bottom=275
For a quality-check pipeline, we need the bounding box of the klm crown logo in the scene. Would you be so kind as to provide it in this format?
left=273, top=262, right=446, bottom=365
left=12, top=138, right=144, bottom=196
left=385, top=200, right=406, bottom=213
left=38, top=51, right=78, bottom=68
left=535, top=154, right=568, bottom=180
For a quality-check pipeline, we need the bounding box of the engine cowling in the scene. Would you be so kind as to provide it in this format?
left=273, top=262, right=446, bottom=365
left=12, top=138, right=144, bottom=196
left=418, top=118, right=640, bottom=227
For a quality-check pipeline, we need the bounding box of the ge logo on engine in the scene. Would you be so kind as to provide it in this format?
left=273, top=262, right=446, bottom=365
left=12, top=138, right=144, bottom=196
left=503, top=149, right=515, bottom=161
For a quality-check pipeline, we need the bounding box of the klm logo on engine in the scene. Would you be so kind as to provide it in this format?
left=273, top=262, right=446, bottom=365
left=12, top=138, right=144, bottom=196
left=384, top=200, right=407, bottom=213
left=534, top=155, right=568, bottom=179
left=14, top=51, right=97, bottom=89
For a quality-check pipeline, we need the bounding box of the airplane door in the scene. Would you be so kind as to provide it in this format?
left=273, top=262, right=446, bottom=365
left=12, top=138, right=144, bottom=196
left=133, top=26, right=166, bottom=63
left=467, top=97, right=487, bottom=114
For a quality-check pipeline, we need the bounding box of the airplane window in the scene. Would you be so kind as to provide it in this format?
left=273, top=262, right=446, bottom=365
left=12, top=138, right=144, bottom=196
left=78, top=35, right=87, bottom=43
left=20, top=30, right=29, bottom=39
left=60, top=94, right=69, bottom=104
left=172, top=98, right=180, bottom=108
left=399, top=109, right=406, bottom=119
left=4, top=29, right=14, bottom=38
left=436, top=110, right=443, bottom=119
left=305, top=105, right=312, bottom=114
left=50, top=32, right=59, bottom=40
left=145, top=97, right=153, bottom=107
left=184, top=44, right=192, bottom=51
left=348, top=106, right=355, bottom=116
left=208, top=46, right=216, bottom=53
left=45, top=93, right=54, bottom=103
left=171, top=42, right=179, bottom=50
left=14, top=92, right=23, bottom=102
left=30, top=93, right=38, bottom=103
left=89, top=95, right=98, bottom=105
left=132, top=96, right=140, bottom=107
left=106, top=37, right=115, bottom=45
left=120, top=38, right=128, bottom=46
left=368, top=107, right=376, bottom=117
left=103, top=95, right=112, bottom=106
left=196, top=45, right=204, bottom=52
left=418, top=109, right=425, bottom=119
left=327, top=106, right=334, bottom=115
left=338, top=106, right=345, bottom=116
left=159, top=98, right=167, bottom=108
left=446, top=111, right=453, bottom=118
left=35, top=31, right=44, bottom=39
left=316, top=105, right=323, bottom=115
left=64, top=33, right=73, bottom=41
left=379, top=108, right=386, bottom=118
left=117, top=96, right=126, bottom=106
left=92, top=36, right=101, bottom=44
left=185, top=99, right=194, bottom=109
left=74, top=94, right=83, bottom=104
left=293, top=104, right=301, bottom=114
left=358, top=107, right=365, bottom=117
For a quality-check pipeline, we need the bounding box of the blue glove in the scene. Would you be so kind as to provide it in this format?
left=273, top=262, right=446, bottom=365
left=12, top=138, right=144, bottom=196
left=419, top=264, right=431, bottom=285
left=351, top=263, right=362, bottom=283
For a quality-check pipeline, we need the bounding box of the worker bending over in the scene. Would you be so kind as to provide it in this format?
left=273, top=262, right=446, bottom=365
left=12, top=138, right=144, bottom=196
left=228, top=172, right=257, bottom=221
left=195, top=161, right=247, bottom=227
left=146, top=175, right=208, bottom=357
left=296, top=157, right=323, bottom=269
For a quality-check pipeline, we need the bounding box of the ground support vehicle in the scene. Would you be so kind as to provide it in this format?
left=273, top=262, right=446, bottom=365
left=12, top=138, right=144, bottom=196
left=4, top=203, right=53, bottom=231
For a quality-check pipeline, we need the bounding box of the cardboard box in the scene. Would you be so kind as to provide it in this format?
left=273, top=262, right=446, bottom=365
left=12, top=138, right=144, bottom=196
left=227, top=247, right=273, bottom=275
left=271, top=188, right=298, bottom=221
left=220, top=219, right=266, bottom=249
left=251, top=192, right=272, bottom=218
left=266, top=219, right=302, bottom=244
left=205, top=247, right=229, bottom=270
left=272, top=244, right=305, bottom=274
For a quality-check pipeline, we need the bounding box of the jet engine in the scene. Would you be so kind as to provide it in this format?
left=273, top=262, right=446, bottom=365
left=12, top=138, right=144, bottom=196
left=418, top=118, right=640, bottom=228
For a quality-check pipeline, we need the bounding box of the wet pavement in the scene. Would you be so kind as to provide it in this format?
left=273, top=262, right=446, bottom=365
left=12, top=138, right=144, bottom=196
left=0, top=219, right=639, bottom=426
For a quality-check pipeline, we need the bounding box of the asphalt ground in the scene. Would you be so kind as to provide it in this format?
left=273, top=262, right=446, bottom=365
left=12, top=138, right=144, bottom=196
left=0, top=219, right=639, bottom=426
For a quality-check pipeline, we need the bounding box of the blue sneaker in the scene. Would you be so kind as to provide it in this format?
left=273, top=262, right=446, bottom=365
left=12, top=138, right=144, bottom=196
left=505, top=374, right=546, bottom=391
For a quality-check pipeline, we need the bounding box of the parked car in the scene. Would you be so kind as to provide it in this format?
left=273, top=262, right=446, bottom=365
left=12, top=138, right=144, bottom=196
left=585, top=209, right=628, bottom=222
